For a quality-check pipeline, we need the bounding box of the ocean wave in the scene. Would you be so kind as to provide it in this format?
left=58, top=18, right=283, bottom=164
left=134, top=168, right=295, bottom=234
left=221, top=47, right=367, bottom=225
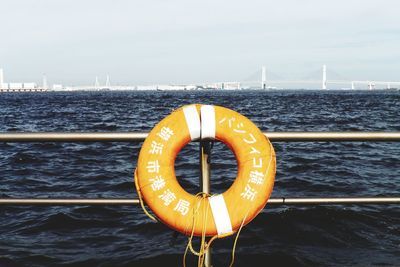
left=0, top=90, right=399, bottom=266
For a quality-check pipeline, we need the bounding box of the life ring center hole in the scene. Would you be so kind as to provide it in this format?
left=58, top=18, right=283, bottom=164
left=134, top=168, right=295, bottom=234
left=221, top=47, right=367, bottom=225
left=175, top=141, right=238, bottom=195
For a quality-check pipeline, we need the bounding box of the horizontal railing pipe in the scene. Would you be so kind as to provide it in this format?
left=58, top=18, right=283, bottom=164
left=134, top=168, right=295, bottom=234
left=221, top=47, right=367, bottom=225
left=0, top=197, right=398, bottom=205
left=265, top=132, right=400, bottom=142
left=0, top=132, right=148, bottom=142
left=0, top=132, right=400, bottom=142
left=266, top=197, right=400, bottom=205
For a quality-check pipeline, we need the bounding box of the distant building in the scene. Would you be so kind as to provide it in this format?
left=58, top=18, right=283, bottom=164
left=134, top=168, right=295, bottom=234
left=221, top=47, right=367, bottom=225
left=0, top=68, right=47, bottom=92
left=53, top=84, right=64, bottom=90
left=23, top=83, right=37, bottom=89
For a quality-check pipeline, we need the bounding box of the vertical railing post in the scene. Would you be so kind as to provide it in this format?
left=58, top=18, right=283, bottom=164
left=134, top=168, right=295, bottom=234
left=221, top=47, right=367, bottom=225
left=200, top=141, right=212, bottom=267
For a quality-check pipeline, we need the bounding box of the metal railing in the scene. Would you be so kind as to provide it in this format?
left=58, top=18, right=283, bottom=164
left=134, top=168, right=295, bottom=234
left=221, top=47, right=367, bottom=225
left=3, top=131, right=398, bottom=267
left=1, top=131, right=400, bottom=142
left=0, top=197, right=399, bottom=205
left=0, top=131, right=399, bottom=206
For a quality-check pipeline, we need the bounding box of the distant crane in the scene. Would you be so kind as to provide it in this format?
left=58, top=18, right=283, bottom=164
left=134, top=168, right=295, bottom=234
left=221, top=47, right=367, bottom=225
left=261, top=66, right=266, bottom=89
left=322, top=65, right=327, bottom=89
left=95, top=76, right=100, bottom=90
left=42, top=74, right=48, bottom=89
left=105, top=75, right=111, bottom=88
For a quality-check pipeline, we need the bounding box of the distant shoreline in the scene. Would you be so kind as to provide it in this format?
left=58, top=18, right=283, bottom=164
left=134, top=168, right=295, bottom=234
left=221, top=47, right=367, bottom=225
left=1, top=88, right=399, bottom=93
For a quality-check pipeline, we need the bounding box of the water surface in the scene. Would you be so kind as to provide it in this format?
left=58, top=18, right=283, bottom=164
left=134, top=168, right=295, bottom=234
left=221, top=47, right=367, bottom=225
left=0, top=90, right=399, bottom=266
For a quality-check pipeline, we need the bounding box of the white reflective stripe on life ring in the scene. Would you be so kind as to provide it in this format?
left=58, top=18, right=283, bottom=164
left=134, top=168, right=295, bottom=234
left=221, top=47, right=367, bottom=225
left=209, top=194, right=233, bottom=236
left=200, top=105, right=216, bottom=140
left=183, top=105, right=201, bottom=141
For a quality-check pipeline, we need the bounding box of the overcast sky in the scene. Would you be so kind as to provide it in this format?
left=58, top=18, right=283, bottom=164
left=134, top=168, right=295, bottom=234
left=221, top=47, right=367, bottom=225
left=1, top=0, right=400, bottom=85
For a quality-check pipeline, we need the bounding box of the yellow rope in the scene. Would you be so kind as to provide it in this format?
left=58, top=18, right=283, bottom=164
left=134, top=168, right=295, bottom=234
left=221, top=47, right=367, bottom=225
left=135, top=167, right=257, bottom=267
left=133, top=169, right=157, bottom=222
left=183, top=193, right=203, bottom=267
left=183, top=193, right=221, bottom=267
left=229, top=212, right=249, bottom=267
left=198, top=195, right=210, bottom=267
left=135, top=166, right=252, bottom=267
left=197, top=196, right=206, bottom=267
left=186, top=193, right=207, bottom=256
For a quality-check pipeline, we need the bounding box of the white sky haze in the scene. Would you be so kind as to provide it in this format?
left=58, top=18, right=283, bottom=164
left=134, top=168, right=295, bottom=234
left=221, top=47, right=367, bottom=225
left=1, top=0, right=400, bottom=85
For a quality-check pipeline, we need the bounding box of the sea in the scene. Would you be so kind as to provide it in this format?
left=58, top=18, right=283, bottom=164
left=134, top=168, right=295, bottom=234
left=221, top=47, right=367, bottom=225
left=0, top=90, right=399, bottom=267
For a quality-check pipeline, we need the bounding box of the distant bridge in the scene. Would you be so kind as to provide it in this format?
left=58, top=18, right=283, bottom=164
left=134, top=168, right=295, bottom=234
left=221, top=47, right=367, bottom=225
left=66, top=65, right=400, bottom=91
left=236, top=65, right=400, bottom=90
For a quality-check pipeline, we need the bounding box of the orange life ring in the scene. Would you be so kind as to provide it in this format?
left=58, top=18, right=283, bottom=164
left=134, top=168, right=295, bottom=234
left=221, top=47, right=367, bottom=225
left=135, top=104, right=276, bottom=237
